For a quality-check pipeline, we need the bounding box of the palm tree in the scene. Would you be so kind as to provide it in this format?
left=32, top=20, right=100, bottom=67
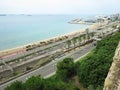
left=85, top=28, right=89, bottom=35
left=78, top=35, right=82, bottom=46
left=66, top=40, right=71, bottom=51
left=87, top=33, right=90, bottom=41
left=72, top=37, right=78, bottom=49
left=90, top=32, right=94, bottom=39
left=82, top=34, right=86, bottom=44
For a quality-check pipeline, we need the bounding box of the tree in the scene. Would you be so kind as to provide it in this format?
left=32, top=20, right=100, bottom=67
left=87, top=33, right=90, bottom=41
left=44, top=78, right=67, bottom=90
left=66, top=40, right=71, bottom=51
left=90, top=32, right=94, bottom=39
left=56, top=58, right=76, bottom=81
left=78, top=35, right=82, bottom=46
left=44, top=77, right=77, bottom=90
left=24, top=76, right=44, bottom=90
left=95, top=85, right=103, bottom=90
left=86, top=28, right=89, bottom=35
left=72, top=37, right=78, bottom=49
left=82, top=34, right=86, bottom=43
left=5, top=81, right=25, bottom=90
left=77, top=31, right=120, bottom=88
left=88, top=85, right=94, bottom=90
left=85, top=28, right=90, bottom=41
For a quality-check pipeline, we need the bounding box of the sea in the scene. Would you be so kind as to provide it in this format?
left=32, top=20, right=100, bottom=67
left=0, top=15, right=91, bottom=51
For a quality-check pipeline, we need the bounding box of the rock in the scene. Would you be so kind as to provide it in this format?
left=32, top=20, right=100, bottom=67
left=103, top=41, right=120, bottom=90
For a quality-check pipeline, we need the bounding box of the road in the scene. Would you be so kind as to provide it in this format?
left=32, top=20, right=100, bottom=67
left=0, top=41, right=96, bottom=90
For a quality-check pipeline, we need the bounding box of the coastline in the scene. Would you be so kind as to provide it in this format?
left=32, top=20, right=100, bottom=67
left=0, top=23, right=101, bottom=58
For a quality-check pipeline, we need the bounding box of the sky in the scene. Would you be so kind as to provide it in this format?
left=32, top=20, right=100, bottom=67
left=0, top=0, right=120, bottom=15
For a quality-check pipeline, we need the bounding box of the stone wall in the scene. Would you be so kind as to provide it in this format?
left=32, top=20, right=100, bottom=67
left=103, top=41, right=120, bottom=90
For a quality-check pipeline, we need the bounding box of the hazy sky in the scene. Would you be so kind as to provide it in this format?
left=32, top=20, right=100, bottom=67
left=0, top=0, right=120, bottom=14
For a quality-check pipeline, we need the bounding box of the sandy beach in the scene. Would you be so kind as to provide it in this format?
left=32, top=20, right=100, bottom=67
left=0, top=23, right=101, bottom=59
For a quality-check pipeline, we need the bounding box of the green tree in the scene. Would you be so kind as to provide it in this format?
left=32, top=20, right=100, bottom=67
left=66, top=40, right=71, bottom=51
left=90, top=32, right=94, bottom=39
left=56, top=58, right=76, bottom=81
left=44, top=77, right=77, bottom=90
left=24, top=76, right=44, bottom=90
left=5, top=81, right=25, bottom=90
left=87, top=33, right=90, bottom=41
left=82, top=34, right=86, bottom=43
left=72, top=37, right=78, bottom=49
left=95, top=85, right=103, bottom=90
left=86, top=28, right=90, bottom=41
left=86, top=28, right=89, bottom=35
left=88, top=85, right=94, bottom=90
left=44, top=78, right=66, bottom=90
left=77, top=31, right=120, bottom=87
left=78, top=35, right=82, bottom=46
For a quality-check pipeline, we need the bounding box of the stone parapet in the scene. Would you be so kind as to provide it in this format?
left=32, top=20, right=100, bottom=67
left=103, top=41, right=120, bottom=90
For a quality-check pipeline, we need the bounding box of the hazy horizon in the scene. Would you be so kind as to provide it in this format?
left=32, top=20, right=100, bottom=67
left=0, top=0, right=120, bottom=15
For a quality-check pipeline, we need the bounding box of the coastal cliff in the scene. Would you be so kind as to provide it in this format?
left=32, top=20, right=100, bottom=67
left=103, top=41, right=120, bottom=90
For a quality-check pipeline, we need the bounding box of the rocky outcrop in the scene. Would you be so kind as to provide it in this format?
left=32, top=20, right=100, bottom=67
left=103, top=41, right=120, bottom=90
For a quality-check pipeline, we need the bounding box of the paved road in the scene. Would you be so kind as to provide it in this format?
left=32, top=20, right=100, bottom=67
left=0, top=42, right=96, bottom=90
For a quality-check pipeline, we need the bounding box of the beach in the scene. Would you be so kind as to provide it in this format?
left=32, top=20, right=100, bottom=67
left=0, top=23, right=101, bottom=59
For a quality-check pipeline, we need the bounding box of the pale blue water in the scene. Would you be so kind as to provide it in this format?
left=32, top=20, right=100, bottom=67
left=0, top=15, right=90, bottom=51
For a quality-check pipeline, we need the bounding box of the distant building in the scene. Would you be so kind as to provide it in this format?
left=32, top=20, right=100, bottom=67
left=110, top=13, right=120, bottom=21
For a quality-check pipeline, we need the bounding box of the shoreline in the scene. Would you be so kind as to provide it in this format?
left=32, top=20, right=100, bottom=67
left=0, top=23, right=101, bottom=58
